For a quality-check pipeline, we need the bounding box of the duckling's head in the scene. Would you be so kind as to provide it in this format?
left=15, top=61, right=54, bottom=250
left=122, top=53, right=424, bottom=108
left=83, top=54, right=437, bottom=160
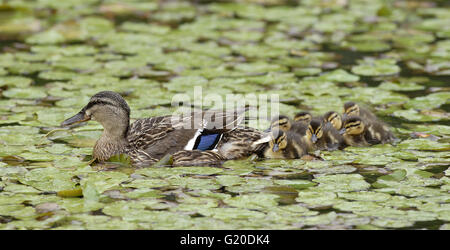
left=323, top=111, right=342, bottom=130
left=294, top=111, right=312, bottom=124
left=61, top=91, right=130, bottom=138
left=340, top=116, right=365, bottom=136
left=305, top=119, right=323, bottom=144
left=343, top=102, right=360, bottom=118
left=269, top=128, right=288, bottom=152
left=270, top=115, right=291, bottom=132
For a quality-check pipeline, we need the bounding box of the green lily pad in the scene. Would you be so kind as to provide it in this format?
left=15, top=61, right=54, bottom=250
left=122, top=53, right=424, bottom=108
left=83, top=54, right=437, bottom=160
left=352, top=58, right=401, bottom=76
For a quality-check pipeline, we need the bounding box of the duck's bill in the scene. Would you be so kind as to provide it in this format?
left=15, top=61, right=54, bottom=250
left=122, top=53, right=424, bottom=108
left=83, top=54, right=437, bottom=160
left=311, top=134, right=318, bottom=143
left=272, top=144, right=279, bottom=152
left=61, top=111, right=90, bottom=127
left=339, top=128, right=346, bottom=135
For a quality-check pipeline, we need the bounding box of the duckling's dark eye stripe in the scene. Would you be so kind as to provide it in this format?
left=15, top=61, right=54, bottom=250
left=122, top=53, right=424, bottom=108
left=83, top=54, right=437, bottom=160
left=345, top=122, right=361, bottom=129
left=347, top=108, right=358, bottom=114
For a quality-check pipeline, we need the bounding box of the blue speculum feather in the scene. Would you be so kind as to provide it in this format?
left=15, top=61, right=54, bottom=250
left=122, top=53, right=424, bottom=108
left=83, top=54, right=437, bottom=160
left=194, top=133, right=221, bottom=150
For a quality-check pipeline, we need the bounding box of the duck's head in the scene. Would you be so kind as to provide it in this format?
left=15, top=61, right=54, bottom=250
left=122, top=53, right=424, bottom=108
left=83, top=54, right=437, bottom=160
left=306, top=119, right=323, bottom=144
left=323, top=111, right=342, bottom=130
left=61, top=91, right=130, bottom=137
left=294, top=111, right=312, bottom=124
left=340, top=116, right=365, bottom=136
left=269, top=128, right=288, bottom=152
left=270, top=115, right=291, bottom=132
left=343, top=102, right=360, bottom=119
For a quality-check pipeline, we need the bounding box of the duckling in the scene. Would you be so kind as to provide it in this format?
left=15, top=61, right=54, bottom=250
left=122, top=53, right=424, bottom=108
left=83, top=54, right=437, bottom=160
left=263, top=128, right=307, bottom=159
left=343, top=102, right=396, bottom=144
left=269, top=115, right=307, bottom=136
left=339, top=116, right=370, bottom=147
left=305, top=118, right=344, bottom=151
left=293, top=111, right=313, bottom=124
left=269, top=115, right=292, bottom=132
left=343, top=102, right=378, bottom=121
left=322, top=111, right=343, bottom=130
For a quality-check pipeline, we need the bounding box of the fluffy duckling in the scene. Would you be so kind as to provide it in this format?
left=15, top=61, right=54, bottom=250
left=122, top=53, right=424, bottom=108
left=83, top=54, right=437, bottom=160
left=305, top=118, right=344, bottom=151
left=263, top=128, right=307, bottom=159
left=322, top=111, right=343, bottom=130
left=269, top=115, right=307, bottom=136
left=340, top=116, right=395, bottom=147
left=343, top=102, right=396, bottom=144
left=339, top=116, right=370, bottom=147
left=343, top=102, right=378, bottom=121
left=270, top=115, right=292, bottom=132
left=293, top=111, right=313, bottom=124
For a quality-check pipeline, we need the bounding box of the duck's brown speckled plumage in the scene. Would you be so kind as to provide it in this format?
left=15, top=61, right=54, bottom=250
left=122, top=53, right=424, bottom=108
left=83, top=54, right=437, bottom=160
left=61, top=91, right=268, bottom=167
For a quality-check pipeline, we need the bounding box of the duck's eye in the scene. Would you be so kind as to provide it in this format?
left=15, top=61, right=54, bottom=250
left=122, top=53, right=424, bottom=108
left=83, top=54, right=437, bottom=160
left=346, top=107, right=358, bottom=115
left=330, top=114, right=338, bottom=122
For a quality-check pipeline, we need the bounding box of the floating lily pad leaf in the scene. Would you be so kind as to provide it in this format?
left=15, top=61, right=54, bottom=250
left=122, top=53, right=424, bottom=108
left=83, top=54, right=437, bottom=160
left=352, top=58, right=401, bottom=76
left=38, top=70, right=78, bottom=81
left=56, top=130, right=101, bottom=148
left=107, top=154, right=132, bottom=167
left=392, top=109, right=444, bottom=122
left=3, top=183, right=40, bottom=194
left=397, top=139, right=450, bottom=151
left=377, top=81, right=425, bottom=91
left=26, top=30, right=66, bottom=44
left=58, top=198, right=104, bottom=214
left=404, top=92, right=450, bottom=110
left=378, top=169, right=407, bottom=182
left=125, top=188, right=163, bottom=199
left=319, top=69, right=360, bottom=82
left=215, top=175, right=244, bottom=187
left=0, top=113, right=28, bottom=125
left=0, top=76, right=32, bottom=87
left=17, top=167, right=76, bottom=192
left=121, top=179, right=169, bottom=189
left=273, top=180, right=316, bottom=189
left=370, top=218, right=414, bottom=229
left=232, top=44, right=288, bottom=58
left=0, top=204, right=36, bottom=220
left=2, top=88, right=47, bottom=99
left=168, top=177, right=220, bottom=190
left=81, top=171, right=130, bottom=194
left=197, top=207, right=266, bottom=220
left=225, top=178, right=274, bottom=194
left=296, top=190, right=338, bottom=206
left=338, top=191, right=391, bottom=202
left=314, top=174, right=371, bottom=192
left=224, top=193, right=279, bottom=209
left=341, top=40, right=391, bottom=52
left=293, top=67, right=322, bottom=76
left=333, top=200, right=382, bottom=213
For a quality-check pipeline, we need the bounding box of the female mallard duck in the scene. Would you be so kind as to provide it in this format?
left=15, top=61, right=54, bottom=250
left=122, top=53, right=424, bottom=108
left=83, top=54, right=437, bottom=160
left=61, top=91, right=269, bottom=167
left=305, top=118, right=344, bottom=151
left=263, top=128, right=307, bottom=159
left=339, top=116, right=395, bottom=147
left=322, top=111, right=343, bottom=130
